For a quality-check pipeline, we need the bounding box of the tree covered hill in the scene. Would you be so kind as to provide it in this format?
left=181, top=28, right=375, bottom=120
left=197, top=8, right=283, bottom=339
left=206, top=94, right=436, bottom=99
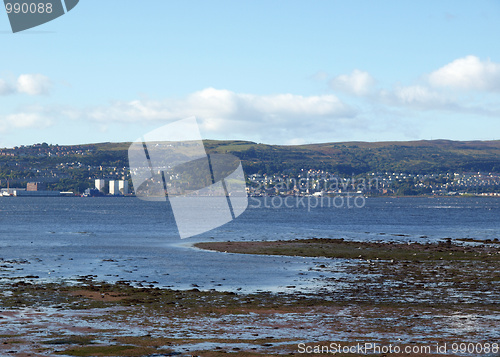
left=202, top=139, right=500, bottom=175
left=0, top=139, right=499, bottom=192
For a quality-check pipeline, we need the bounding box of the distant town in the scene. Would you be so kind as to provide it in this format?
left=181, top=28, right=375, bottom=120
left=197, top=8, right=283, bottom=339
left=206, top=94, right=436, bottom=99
left=246, top=170, right=500, bottom=197
left=0, top=141, right=499, bottom=197
left=2, top=170, right=499, bottom=198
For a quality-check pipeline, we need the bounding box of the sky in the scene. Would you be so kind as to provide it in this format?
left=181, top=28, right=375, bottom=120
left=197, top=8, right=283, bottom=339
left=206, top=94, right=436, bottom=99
left=0, top=0, right=499, bottom=147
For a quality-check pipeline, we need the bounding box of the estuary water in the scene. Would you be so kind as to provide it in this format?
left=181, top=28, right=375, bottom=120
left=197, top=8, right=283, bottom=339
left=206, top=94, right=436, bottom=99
left=0, top=196, right=498, bottom=292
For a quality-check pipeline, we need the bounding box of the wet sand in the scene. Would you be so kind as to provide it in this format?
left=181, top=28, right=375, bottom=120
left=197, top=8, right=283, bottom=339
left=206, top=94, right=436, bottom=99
left=1, top=238, right=499, bottom=356
left=195, top=237, right=500, bottom=261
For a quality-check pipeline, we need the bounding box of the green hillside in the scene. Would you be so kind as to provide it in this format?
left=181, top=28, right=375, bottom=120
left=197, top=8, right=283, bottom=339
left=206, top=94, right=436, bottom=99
left=201, top=139, right=500, bottom=175
left=80, top=139, right=500, bottom=175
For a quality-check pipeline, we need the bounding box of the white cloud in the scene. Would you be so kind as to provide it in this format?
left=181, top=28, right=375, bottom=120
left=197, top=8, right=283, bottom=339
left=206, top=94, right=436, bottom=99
left=0, top=74, right=53, bottom=96
left=16, top=74, right=52, bottom=95
left=60, top=88, right=358, bottom=143
left=326, top=68, right=460, bottom=112
left=330, top=69, right=375, bottom=96
left=327, top=56, right=500, bottom=115
left=428, top=55, right=500, bottom=91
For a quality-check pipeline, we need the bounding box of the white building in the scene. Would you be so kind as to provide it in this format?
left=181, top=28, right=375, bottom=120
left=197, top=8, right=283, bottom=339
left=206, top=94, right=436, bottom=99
left=118, top=180, right=129, bottom=195
left=95, top=179, right=106, bottom=193
left=109, top=180, right=128, bottom=195
left=109, top=180, right=120, bottom=195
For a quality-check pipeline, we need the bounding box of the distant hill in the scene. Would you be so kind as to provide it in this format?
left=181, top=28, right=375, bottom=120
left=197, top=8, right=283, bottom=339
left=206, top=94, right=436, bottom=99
left=1, top=140, right=499, bottom=192
left=200, top=139, right=500, bottom=175
left=89, top=139, right=500, bottom=175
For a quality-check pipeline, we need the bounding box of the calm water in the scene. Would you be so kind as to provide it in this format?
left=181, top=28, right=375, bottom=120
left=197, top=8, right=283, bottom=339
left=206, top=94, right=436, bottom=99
left=0, top=197, right=498, bottom=292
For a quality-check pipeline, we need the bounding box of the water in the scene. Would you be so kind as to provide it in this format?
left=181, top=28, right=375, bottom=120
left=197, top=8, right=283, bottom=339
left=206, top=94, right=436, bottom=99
left=0, top=196, right=498, bottom=292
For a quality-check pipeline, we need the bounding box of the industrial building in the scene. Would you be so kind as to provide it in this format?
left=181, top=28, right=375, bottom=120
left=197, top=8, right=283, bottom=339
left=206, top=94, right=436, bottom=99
left=95, top=179, right=106, bottom=193
left=109, top=180, right=120, bottom=195
left=118, top=180, right=129, bottom=195
left=94, top=179, right=129, bottom=196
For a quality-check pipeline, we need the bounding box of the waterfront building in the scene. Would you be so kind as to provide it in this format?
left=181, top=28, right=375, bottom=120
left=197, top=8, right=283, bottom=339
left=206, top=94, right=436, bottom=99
left=95, top=179, right=106, bottom=193
left=109, top=180, right=120, bottom=195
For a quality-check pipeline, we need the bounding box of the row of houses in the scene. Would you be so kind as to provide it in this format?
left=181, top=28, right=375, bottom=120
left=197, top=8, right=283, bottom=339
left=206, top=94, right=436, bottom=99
left=0, top=143, right=94, bottom=157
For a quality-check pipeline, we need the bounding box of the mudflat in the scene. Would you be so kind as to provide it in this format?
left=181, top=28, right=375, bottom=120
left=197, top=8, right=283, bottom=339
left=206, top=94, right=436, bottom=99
left=0, top=238, right=498, bottom=356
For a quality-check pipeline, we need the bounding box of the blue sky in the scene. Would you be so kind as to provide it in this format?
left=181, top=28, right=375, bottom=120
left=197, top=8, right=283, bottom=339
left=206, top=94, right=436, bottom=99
left=0, top=0, right=499, bottom=147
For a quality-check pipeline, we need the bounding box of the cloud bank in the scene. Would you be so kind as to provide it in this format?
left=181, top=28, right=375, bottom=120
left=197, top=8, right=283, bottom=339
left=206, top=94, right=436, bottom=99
left=87, top=88, right=354, bottom=122
left=0, top=88, right=360, bottom=144
left=84, top=88, right=359, bottom=143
